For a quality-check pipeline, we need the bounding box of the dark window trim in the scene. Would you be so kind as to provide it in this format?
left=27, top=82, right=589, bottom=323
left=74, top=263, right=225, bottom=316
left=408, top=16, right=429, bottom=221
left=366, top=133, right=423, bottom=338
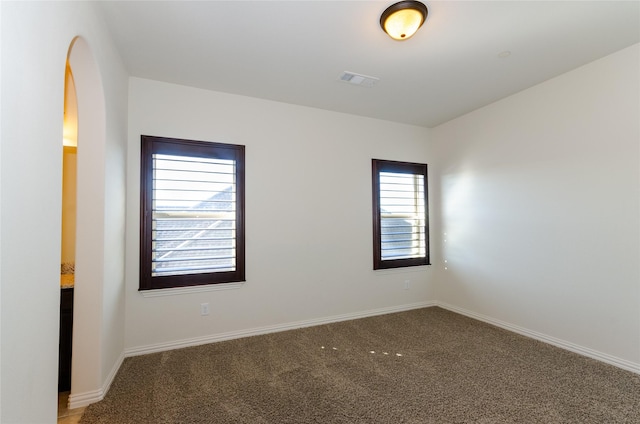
left=372, top=159, right=430, bottom=270
left=140, top=135, right=245, bottom=291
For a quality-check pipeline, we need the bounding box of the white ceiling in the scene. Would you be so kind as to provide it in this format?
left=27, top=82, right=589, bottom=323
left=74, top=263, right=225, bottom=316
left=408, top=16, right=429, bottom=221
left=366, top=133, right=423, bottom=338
left=97, top=1, right=640, bottom=128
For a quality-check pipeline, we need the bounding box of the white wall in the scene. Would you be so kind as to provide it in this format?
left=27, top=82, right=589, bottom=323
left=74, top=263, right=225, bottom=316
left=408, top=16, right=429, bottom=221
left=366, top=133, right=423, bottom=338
left=125, top=78, right=435, bottom=352
left=432, top=44, right=640, bottom=370
left=0, top=2, right=127, bottom=422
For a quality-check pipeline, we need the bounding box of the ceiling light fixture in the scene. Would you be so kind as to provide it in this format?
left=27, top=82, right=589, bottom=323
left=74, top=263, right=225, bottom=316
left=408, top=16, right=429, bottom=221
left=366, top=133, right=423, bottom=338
left=380, top=1, right=428, bottom=41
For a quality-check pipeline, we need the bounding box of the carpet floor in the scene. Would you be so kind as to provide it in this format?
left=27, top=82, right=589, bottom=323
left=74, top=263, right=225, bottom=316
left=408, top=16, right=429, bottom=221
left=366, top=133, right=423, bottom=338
left=80, top=307, right=640, bottom=423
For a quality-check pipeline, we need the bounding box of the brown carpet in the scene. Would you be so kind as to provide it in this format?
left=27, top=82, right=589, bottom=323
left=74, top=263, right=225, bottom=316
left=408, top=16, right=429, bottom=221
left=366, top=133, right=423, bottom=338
left=80, top=307, right=640, bottom=423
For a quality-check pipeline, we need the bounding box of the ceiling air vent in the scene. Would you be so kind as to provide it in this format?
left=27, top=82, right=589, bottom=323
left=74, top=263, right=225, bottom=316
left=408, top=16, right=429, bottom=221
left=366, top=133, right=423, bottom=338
left=339, top=71, right=379, bottom=87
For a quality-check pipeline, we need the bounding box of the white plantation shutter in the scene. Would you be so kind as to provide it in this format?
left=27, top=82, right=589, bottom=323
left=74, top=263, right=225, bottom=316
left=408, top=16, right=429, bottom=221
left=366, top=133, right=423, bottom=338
left=152, top=154, right=237, bottom=276
left=379, top=171, right=426, bottom=261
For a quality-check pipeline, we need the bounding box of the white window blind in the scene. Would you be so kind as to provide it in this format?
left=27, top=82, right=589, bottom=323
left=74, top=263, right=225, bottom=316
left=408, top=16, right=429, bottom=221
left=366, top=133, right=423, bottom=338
left=152, top=154, right=237, bottom=277
left=379, top=171, right=426, bottom=261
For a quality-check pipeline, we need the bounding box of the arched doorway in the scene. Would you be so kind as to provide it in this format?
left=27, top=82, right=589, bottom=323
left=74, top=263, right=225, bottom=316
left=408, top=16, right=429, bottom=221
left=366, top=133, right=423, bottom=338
left=62, top=36, right=107, bottom=409
left=59, top=60, right=78, bottom=395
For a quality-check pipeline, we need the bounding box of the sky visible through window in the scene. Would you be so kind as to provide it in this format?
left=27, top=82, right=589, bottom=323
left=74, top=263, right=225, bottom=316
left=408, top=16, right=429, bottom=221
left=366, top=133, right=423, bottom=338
left=153, top=154, right=235, bottom=210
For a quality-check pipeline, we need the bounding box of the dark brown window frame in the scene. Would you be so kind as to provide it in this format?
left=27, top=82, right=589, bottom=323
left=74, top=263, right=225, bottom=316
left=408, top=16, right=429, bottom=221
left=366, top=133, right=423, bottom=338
left=140, top=135, right=245, bottom=290
left=372, top=159, right=430, bottom=270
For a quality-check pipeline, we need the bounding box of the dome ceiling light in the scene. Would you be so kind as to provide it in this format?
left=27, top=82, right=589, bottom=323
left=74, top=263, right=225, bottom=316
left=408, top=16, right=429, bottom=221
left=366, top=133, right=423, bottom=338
left=380, top=1, right=428, bottom=41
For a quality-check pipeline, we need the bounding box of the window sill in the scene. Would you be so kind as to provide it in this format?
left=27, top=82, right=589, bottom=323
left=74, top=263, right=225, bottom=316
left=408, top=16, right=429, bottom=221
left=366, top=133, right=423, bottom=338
left=140, top=281, right=245, bottom=298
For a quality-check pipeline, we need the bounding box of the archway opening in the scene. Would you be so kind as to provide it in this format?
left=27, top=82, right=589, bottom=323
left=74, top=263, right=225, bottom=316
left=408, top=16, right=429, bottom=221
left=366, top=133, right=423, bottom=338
left=61, top=35, right=107, bottom=412
left=59, top=60, right=78, bottom=397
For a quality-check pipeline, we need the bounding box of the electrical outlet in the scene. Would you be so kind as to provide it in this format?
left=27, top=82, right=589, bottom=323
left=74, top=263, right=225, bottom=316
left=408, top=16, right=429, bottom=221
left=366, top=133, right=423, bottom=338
left=200, top=303, right=210, bottom=316
left=404, top=280, right=410, bottom=290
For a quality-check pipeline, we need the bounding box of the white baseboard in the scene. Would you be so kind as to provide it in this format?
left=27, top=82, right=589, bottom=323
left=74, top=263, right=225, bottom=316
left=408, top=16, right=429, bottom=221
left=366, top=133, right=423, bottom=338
left=68, top=351, right=125, bottom=409
left=436, top=301, right=640, bottom=375
left=68, top=388, right=103, bottom=410
left=73, top=299, right=639, bottom=410
left=124, top=301, right=436, bottom=357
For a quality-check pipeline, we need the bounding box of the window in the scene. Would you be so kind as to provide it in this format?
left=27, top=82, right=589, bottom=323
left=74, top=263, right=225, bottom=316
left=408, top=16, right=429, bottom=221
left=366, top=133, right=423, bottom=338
left=140, top=135, right=245, bottom=290
left=372, top=159, right=429, bottom=270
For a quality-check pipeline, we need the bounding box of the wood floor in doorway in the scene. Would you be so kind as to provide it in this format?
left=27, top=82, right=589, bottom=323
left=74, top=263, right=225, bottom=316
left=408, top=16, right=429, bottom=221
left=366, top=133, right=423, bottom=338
left=58, top=391, right=85, bottom=424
